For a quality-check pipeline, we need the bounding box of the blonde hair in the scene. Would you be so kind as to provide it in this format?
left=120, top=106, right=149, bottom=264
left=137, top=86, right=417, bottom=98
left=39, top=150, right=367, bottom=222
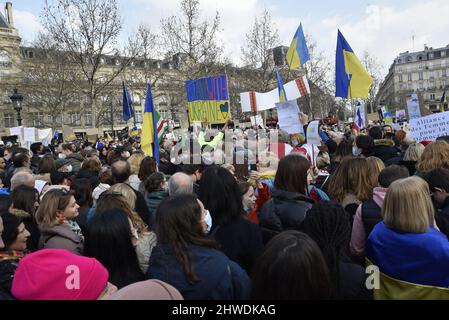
left=221, top=164, right=235, bottom=175
left=382, top=176, right=434, bottom=233
left=404, top=143, right=425, bottom=162
left=366, top=157, right=385, bottom=187
left=108, top=183, right=136, bottom=210
left=417, top=141, right=449, bottom=176
left=35, top=189, right=75, bottom=228
left=127, top=153, right=145, bottom=175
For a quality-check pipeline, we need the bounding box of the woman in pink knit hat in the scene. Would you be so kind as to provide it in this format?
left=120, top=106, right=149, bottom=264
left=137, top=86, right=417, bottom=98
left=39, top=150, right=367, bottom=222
left=11, top=248, right=117, bottom=300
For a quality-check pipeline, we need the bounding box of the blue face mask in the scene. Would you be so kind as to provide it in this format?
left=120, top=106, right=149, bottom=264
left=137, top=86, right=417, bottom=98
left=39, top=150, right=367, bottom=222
left=204, top=210, right=212, bottom=234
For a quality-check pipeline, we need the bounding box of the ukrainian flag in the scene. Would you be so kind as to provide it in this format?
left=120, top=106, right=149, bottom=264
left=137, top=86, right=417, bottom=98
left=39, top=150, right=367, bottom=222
left=286, top=23, right=310, bottom=69
left=275, top=66, right=287, bottom=103
left=335, top=30, right=373, bottom=99
left=141, top=83, right=160, bottom=165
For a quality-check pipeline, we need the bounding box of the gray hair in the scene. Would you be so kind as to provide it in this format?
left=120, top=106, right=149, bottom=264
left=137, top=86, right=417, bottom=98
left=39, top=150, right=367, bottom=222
left=168, top=172, right=193, bottom=196
left=11, top=172, right=35, bottom=191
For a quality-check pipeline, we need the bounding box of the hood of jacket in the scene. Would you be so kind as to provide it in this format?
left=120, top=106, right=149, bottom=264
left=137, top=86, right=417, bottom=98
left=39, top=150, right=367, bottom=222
left=39, top=223, right=82, bottom=244
left=374, top=139, right=395, bottom=147
left=372, top=187, right=387, bottom=208
left=66, top=153, right=84, bottom=162
left=146, top=190, right=169, bottom=202
left=11, top=208, right=32, bottom=219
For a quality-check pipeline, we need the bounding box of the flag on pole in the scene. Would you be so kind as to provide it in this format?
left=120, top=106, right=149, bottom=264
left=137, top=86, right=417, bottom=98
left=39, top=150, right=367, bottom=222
left=286, top=23, right=310, bottom=69
left=122, top=82, right=135, bottom=122
left=106, top=132, right=113, bottom=141
left=155, top=110, right=168, bottom=143
left=275, top=66, right=287, bottom=103
left=335, top=30, right=373, bottom=99
left=441, top=90, right=447, bottom=113
left=141, top=83, right=160, bottom=165
left=354, top=101, right=366, bottom=132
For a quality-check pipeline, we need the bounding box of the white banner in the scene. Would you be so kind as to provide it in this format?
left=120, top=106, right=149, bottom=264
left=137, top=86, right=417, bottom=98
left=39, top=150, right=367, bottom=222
left=410, top=112, right=449, bottom=142
left=240, top=76, right=310, bottom=112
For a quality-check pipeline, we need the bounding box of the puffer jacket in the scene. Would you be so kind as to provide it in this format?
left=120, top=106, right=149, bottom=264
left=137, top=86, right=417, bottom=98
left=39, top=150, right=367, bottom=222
left=372, top=139, right=398, bottom=163
left=259, top=189, right=315, bottom=244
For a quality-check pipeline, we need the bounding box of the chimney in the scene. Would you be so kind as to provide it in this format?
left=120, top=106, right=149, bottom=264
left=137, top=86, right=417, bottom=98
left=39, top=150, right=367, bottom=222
left=5, top=2, right=13, bottom=27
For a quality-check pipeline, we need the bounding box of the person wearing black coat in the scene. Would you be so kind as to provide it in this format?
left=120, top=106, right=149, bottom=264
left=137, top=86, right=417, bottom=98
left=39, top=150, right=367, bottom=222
left=368, top=126, right=398, bottom=163
left=424, top=168, right=449, bottom=239
left=301, top=202, right=372, bottom=300
left=259, top=154, right=315, bottom=245
left=259, top=189, right=314, bottom=244
left=199, top=166, right=263, bottom=274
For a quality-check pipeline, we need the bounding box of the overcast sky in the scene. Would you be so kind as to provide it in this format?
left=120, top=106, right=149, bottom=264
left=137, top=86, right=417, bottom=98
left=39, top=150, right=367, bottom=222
left=5, top=0, right=449, bottom=78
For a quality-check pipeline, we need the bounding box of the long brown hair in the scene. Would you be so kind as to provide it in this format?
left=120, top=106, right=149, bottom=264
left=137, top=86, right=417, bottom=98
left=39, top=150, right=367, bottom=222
left=35, top=189, right=75, bottom=228
left=366, top=157, right=385, bottom=187
left=417, top=141, right=449, bottom=176
left=155, top=194, right=218, bottom=284
left=328, top=157, right=373, bottom=203
left=96, top=192, right=147, bottom=234
left=274, top=154, right=310, bottom=195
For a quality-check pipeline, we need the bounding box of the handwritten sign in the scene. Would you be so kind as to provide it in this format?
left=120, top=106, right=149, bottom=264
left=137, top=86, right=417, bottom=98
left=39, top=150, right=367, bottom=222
left=410, top=111, right=449, bottom=141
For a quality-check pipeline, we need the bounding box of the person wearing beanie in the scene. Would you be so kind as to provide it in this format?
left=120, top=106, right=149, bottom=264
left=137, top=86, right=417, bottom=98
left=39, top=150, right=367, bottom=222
left=35, top=189, right=83, bottom=255
left=107, top=279, right=183, bottom=300
left=11, top=248, right=117, bottom=300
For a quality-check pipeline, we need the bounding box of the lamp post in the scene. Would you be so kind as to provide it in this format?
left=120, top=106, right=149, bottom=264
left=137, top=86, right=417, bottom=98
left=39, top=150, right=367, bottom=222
left=10, top=88, right=23, bottom=126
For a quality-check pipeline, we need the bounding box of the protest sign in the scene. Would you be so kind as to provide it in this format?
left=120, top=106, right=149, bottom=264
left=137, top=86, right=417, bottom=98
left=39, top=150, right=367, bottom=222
left=410, top=111, right=449, bottom=141
left=276, top=100, right=304, bottom=135
left=396, top=110, right=407, bottom=122
left=306, top=120, right=321, bottom=145
left=186, top=75, right=230, bottom=123
left=250, top=115, right=264, bottom=128
left=406, top=94, right=421, bottom=120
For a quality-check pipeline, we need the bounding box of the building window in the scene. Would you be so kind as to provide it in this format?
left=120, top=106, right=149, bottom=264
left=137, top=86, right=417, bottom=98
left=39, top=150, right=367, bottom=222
left=399, top=75, right=403, bottom=82
left=443, top=69, right=447, bottom=78
left=430, top=93, right=436, bottom=100
left=4, top=113, right=14, bottom=128
left=29, top=112, right=45, bottom=127
left=408, top=73, right=412, bottom=81
left=85, top=111, right=93, bottom=127
left=69, top=112, right=81, bottom=126
left=135, top=110, right=142, bottom=124
left=47, top=115, right=53, bottom=125
left=419, top=82, right=424, bottom=90
left=419, top=71, right=424, bottom=80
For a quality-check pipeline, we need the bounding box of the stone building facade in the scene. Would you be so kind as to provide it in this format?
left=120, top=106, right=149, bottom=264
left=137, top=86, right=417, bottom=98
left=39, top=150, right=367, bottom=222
left=376, top=44, right=449, bottom=113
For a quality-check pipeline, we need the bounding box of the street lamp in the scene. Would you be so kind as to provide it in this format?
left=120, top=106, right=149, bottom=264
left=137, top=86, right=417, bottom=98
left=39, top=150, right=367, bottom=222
left=10, top=88, right=23, bottom=126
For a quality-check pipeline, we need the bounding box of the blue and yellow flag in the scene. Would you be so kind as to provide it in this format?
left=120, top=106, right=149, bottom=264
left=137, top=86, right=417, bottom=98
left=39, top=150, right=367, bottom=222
left=286, top=23, right=310, bottom=69
left=275, top=66, right=287, bottom=103
left=335, top=30, right=373, bottom=99
left=441, top=90, right=447, bottom=113
left=141, top=83, right=160, bottom=166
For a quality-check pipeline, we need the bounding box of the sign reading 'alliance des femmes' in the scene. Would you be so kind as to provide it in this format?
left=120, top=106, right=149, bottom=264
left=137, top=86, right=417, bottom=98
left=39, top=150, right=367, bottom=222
left=410, top=111, right=449, bottom=142
left=186, top=75, right=230, bottom=124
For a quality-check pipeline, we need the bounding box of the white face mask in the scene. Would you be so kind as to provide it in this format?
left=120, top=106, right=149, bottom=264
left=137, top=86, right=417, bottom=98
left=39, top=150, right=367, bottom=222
left=204, top=210, right=212, bottom=234
left=352, top=146, right=359, bottom=156
left=58, top=153, right=66, bottom=159
left=67, top=164, right=73, bottom=173
left=123, top=151, right=130, bottom=158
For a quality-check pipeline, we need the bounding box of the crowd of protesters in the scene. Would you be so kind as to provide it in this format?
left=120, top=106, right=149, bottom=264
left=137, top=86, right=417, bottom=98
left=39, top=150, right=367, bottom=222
left=1, top=114, right=449, bottom=300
